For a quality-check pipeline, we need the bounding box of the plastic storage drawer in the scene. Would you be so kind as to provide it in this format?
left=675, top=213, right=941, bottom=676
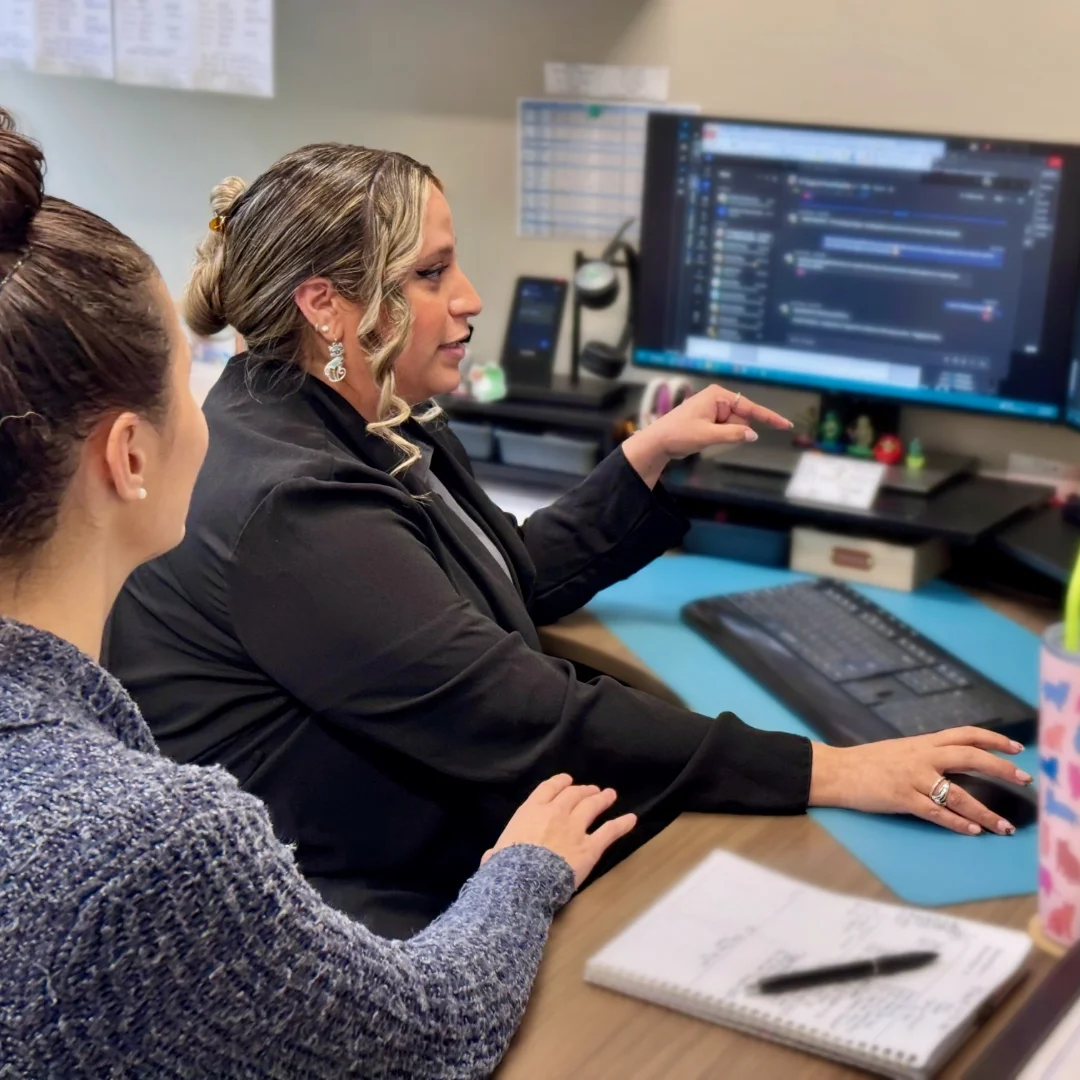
left=447, top=419, right=495, bottom=461
left=494, top=429, right=600, bottom=476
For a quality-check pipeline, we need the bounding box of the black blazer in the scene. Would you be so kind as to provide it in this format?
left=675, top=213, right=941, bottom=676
left=105, top=357, right=810, bottom=937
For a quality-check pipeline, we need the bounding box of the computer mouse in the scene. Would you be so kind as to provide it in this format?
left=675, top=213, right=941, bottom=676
left=947, top=772, right=1038, bottom=830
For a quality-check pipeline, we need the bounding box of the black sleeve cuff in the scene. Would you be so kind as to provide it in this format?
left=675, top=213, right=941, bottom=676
left=685, top=715, right=813, bottom=816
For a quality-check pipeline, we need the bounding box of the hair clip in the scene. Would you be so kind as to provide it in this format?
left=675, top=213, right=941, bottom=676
left=0, top=247, right=32, bottom=295
left=209, top=214, right=226, bottom=233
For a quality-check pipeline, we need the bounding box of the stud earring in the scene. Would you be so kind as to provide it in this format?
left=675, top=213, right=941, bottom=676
left=324, top=340, right=346, bottom=383
left=319, top=324, right=329, bottom=334
left=137, top=488, right=148, bottom=500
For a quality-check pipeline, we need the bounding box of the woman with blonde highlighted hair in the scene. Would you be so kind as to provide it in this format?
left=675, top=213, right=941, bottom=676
left=0, top=112, right=637, bottom=1078
left=107, top=140, right=1032, bottom=939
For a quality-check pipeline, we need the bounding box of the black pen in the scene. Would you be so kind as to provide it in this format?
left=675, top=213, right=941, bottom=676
left=755, top=950, right=939, bottom=994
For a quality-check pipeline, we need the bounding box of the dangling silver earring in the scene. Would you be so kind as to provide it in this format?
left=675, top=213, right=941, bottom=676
left=325, top=340, right=346, bottom=383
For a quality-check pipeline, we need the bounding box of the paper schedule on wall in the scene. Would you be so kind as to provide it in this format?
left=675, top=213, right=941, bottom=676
left=0, top=1, right=34, bottom=70
left=518, top=99, right=697, bottom=242
left=114, top=0, right=273, bottom=97
left=36, top=0, right=113, bottom=78
left=192, top=0, right=273, bottom=98
left=113, top=0, right=194, bottom=89
left=0, top=0, right=114, bottom=79
left=1, top=0, right=272, bottom=96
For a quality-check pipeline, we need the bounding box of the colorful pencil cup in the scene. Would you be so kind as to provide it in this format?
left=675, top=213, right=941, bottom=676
left=1037, top=547, right=1080, bottom=949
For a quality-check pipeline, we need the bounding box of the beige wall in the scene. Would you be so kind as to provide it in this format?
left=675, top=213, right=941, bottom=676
left=3, top=0, right=1080, bottom=466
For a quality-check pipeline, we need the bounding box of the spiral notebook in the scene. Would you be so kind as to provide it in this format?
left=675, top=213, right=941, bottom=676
left=585, top=851, right=1032, bottom=1080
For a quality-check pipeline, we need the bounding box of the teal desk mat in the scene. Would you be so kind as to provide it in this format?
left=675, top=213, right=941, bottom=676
left=585, top=554, right=1039, bottom=907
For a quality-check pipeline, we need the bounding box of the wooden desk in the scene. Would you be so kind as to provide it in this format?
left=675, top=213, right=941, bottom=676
left=508, top=592, right=1056, bottom=1080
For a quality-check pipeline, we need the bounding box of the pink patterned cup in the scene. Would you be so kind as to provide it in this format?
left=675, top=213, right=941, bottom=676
left=1037, top=624, right=1080, bottom=949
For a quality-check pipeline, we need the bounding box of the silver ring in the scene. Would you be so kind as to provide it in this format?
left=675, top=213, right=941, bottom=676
left=731, top=391, right=742, bottom=413
left=929, top=777, right=952, bottom=807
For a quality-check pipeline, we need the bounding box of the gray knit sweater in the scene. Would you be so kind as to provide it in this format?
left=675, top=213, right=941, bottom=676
left=0, top=620, right=575, bottom=1078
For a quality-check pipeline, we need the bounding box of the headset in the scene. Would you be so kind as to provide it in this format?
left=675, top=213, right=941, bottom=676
left=573, top=218, right=638, bottom=380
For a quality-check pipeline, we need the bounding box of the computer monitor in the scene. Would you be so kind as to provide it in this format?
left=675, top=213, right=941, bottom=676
left=1068, top=366, right=1080, bottom=429
left=637, top=114, right=1080, bottom=422
left=1067, top=308, right=1080, bottom=429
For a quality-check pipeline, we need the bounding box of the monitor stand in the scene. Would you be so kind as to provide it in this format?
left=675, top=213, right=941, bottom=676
left=504, top=374, right=629, bottom=409
left=718, top=392, right=975, bottom=495
left=717, top=431, right=976, bottom=495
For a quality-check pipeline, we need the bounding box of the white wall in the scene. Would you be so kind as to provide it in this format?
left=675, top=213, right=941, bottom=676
left=4, top=0, right=1080, bottom=467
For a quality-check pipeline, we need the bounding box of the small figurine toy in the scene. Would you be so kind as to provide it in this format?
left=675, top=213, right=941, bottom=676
left=905, top=437, right=926, bottom=471
left=792, top=405, right=819, bottom=448
left=847, top=415, right=875, bottom=458
left=817, top=410, right=844, bottom=453
left=872, top=433, right=904, bottom=466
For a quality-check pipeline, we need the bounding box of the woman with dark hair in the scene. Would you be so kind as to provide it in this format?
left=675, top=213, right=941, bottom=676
left=0, top=109, right=636, bottom=1078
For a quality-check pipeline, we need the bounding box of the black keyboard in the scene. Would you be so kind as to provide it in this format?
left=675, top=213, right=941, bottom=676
left=682, top=579, right=1036, bottom=746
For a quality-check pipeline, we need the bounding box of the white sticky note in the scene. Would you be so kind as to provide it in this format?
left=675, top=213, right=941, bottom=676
left=786, top=452, right=886, bottom=511
left=544, top=62, right=669, bottom=103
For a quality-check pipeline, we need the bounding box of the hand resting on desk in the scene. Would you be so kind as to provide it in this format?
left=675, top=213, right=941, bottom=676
left=809, top=726, right=1032, bottom=836
left=482, top=774, right=638, bottom=887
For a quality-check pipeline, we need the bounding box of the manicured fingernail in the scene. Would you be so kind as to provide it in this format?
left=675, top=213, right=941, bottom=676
left=968, top=823, right=982, bottom=835
left=787, top=420, right=795, bottom=429
left=1010, top=740, right=1024, bottom=752
left=998, top=820, right=1015, bottom=835
left=743, top=429, right=758, bottom=442
left=1015, top=769, right=1032, bottom=783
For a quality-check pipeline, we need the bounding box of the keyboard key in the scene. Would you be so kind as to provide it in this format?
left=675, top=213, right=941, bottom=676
left=873, top=689, right=1005, bottom=735
left=843, top=677, right=909, bottom=705
left=896, top=668, right=954, bottom=695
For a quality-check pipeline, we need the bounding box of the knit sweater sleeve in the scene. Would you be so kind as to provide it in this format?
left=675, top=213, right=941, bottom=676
left=51, top=791, right=575, bottom=1080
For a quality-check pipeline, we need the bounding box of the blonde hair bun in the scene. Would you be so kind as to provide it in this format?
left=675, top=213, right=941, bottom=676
left=182, top=175, right=249, bottom=338
left=211, top=176, right=247, bottom=219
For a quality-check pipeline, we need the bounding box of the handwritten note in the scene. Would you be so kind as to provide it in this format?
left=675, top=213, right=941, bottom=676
left=586, top=851, right=1031, bottom=1075
left=786, top=451, right=886, bottom=511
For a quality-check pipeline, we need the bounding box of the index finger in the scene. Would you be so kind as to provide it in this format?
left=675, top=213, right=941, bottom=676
left=527, top=774, right=575, bottom=804
left=724, top=391, right=792, bottom=430
left=929, top=727, right=1024, bottom=754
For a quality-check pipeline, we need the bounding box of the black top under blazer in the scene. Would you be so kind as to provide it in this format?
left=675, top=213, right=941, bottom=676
left=105, top=356, right=811, bottom=937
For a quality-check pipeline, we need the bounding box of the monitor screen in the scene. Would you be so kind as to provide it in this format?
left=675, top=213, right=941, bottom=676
left=1067, top=338, right=1080, bottom=430
left=637, top=114, right=1080, bottom=421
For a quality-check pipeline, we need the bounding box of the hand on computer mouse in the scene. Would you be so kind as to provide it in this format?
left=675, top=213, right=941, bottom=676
left=808, top=726, right=1032, bottom=836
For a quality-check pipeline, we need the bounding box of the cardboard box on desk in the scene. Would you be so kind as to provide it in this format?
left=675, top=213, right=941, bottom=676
left=790, top=526, right=949, bottom=592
